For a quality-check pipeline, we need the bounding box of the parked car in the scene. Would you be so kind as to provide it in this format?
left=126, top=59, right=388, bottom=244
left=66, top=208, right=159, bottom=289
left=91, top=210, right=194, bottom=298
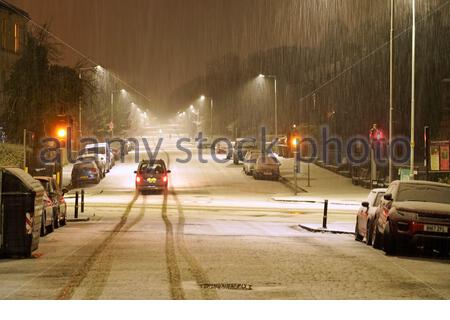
left=40, top=191, right=55, bottom=236
left=253, top=154, right=280, bottom=180
left=80, top=143, right=112, bottom=172
left=354, top=188, right=387, bottom=243
left=232, top=138, right=257, bottom=164
left=243, top=150, right=261, bottom=176
left=71, top=160, right=101, bottom=187
left=77, top=153, right=106, bottom=178
left=34, top=176, right=68, bottom=229
left=135, top=159, right=171, bottom=193
left=372, top=180, right=450, bottom=255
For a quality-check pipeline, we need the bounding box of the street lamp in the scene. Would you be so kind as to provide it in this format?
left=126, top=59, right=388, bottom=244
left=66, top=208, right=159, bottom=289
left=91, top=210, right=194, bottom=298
left=110, top=88, right=127, bottom=136
left=200, top=95, right=214, bottom=136
left=410, top=0, right=416, bottom=180
left=258, top=74, right=278, bottom=138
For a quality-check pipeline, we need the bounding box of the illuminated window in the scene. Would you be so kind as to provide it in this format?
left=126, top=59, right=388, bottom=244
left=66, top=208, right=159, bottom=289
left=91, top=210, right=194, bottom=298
left=14, top=23, right=20, bottom=53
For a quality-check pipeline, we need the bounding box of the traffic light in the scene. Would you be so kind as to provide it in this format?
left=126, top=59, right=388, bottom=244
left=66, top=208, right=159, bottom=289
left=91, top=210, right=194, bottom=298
left=49, top=115, right=73, bottom=147
left=369, top=124, right=384, bottom=145
left=56, top=127, right=67, bottom=139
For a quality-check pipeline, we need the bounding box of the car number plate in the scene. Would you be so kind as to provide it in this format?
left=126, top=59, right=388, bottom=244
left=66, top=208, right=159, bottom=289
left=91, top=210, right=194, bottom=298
left=264, top=171, right=272, bottom=175
left=424, top=224, right=448, bottom=233
left=80, top=176, right=88, bottom=180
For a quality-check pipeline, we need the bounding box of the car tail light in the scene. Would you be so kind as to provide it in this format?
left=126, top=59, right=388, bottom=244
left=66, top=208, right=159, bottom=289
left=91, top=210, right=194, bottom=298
left=162, top=175, right=168, bottom=183
left=136, top=176, right=142, bottom=183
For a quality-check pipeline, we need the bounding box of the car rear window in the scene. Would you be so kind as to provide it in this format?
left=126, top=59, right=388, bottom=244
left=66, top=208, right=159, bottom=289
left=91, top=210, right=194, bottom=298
left=139, top=162, right=165, bottom=173
left=397, top=184, right=450, bottom=204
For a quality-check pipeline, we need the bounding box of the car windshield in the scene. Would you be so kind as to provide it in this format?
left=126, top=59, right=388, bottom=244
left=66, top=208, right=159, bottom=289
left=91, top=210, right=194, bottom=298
left=75, top=162, right=96, bottom=169
left=396, top=184, right=450, bottom=204
left=81, top=147, right=106, bottom=155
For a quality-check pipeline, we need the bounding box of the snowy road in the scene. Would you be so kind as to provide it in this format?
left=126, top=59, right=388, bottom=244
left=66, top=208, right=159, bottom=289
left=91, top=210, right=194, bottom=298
left=0, top=144, right=449, bottom=299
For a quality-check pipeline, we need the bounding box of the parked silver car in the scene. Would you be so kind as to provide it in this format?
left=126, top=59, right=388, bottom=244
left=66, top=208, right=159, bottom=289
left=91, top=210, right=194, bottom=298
left=243, top=150, right=261, bottom=176
left=354, top=188, right=386, bottom=243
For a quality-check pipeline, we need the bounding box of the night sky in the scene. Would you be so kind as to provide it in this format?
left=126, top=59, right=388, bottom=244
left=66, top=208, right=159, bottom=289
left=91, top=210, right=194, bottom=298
left=7, top=0, right=384, bottom=113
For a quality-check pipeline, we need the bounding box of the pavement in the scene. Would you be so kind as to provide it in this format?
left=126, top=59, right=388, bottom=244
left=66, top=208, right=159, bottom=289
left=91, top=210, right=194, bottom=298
left=275, top=157, right=368, bottom=204
left=1, top=138, right=449, bottom=299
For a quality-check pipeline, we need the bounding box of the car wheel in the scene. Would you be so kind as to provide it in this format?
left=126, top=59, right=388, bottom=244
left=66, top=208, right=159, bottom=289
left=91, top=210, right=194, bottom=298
left=383, top=222, right=397, bottom=255
left=40, top=212, right=47, bottom=237
left=60, top=215, right=66, bottom=226
left=354, top=217, right=363, bottom=242
left=53, top=208, right=60, bottom=229
left=46, top=214, right=55, bottom=234
left=366, top=219, right=373, bottom=246
left=372, top=223, right=382, bottom=249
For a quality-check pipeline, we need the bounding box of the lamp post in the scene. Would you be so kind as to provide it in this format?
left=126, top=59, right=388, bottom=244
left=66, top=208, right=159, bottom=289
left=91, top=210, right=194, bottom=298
left=200, top=95, right=214, bottom=137
left=258, top=74, right=278, bottom=138
left=388, top=0, right=395, bottom=183
left=110, top=88, right=127, bottom=137
left=410, top=0, right=416, bottom=180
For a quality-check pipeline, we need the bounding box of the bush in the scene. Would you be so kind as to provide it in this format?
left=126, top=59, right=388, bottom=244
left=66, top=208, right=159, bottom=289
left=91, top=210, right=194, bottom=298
left=0, top=143, right=29, bottom=168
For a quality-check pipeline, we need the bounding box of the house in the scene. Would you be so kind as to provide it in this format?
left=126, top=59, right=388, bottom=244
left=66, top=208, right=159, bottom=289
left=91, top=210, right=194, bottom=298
left=0, top=0, right=29, bottom=115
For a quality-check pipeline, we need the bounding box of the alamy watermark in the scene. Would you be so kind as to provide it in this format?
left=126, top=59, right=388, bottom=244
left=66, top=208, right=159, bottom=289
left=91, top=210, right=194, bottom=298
left=37, top=126, right=411, bottom=166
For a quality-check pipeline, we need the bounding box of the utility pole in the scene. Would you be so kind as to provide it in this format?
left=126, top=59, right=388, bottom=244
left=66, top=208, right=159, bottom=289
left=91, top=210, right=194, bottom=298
left=389, top=0, right=395, bottom=183
left=274, top=78, right=278, bottom=138
left=111, top=91, right=114, bottom=137
left=410, top=0, right=416, bottom=180
left=210, top=98, right=214, bottom=137
left=23, top=129, right=27, bottom=172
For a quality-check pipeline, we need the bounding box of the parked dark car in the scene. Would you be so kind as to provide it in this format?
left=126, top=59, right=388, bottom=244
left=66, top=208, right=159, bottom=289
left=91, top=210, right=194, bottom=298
left=35, top=176, right=68, bottom=228
left=372, top=180, right=450, bottom=255
left=354, top=188, right=386, bottom=243
left=71, top=160, right=101, bottom=187
left=232, top=138, right=257, bottom=164
left=135, top=159, right=171, bottom=193
left=40, top=191, right=55, bottom=236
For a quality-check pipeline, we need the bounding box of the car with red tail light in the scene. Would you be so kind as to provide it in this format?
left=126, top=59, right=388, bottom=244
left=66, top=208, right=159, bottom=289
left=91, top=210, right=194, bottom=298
left=135, top=159, right=171, bottom=194
left=372, top=180, right=450, bottom=255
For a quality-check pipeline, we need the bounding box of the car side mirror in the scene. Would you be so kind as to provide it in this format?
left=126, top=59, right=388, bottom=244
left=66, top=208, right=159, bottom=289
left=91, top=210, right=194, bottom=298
left=166, top=170, right=171, bottom=173
left=384, top=193, right=393, bottom=201
left=362, top=201, right=370, bottom=208
left=62, top=188, right=69, bottom=195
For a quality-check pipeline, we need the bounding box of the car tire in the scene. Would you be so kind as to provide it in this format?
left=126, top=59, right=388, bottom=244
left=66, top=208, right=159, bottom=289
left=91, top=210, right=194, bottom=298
left=383, top=222, right=396, bottom=255
left=46, top=214, right=55, bottom=234
left=53, top=208, right=60, bottom=229
left=366, top=219, right=373, bottom=246
left=372, top=223, right=382, bottom=249
left=354, top=217, right=363, bottom=242
left=40, top=212, right=47, bottom=237
left=60, top=215, right=66, bottom=226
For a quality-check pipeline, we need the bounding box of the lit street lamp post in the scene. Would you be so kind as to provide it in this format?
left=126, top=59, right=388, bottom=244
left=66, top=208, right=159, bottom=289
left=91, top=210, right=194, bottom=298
left=388, top=0, right=394, bottom=183
left=200, top=95, right=214, bottom=137
left=410, top=0, right=416, bottom=180
left=110, top=88, right=127, bottom=137
left=259, top=74, right=278, bottom=138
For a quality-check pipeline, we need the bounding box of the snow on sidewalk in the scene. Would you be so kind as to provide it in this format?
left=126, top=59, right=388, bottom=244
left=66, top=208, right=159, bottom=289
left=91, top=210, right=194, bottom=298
left=275, top=157, right=368, bottom=204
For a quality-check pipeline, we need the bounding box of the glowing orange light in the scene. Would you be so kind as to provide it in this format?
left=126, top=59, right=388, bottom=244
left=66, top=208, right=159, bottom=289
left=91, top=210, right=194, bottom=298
left=56, top=128, right=67, bottom=139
